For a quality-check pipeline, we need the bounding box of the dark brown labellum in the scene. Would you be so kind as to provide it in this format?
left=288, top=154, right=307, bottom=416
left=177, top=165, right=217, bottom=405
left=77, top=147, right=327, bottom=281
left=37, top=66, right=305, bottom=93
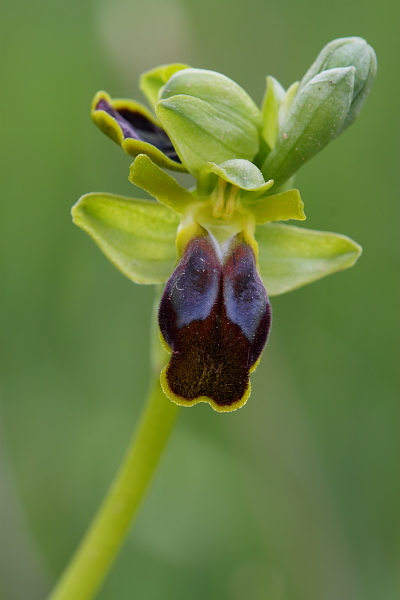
left=158, top=235, right=271, bottom=409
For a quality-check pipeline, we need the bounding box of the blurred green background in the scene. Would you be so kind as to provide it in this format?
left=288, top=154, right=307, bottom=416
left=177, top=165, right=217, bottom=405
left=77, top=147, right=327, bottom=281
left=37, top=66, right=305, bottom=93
left=1, top=0, right=399, bottom=599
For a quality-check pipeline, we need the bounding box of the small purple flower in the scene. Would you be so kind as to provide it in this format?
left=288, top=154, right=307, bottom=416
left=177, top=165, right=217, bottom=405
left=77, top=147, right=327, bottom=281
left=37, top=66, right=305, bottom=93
left=92, top=91, right=185, bottom=171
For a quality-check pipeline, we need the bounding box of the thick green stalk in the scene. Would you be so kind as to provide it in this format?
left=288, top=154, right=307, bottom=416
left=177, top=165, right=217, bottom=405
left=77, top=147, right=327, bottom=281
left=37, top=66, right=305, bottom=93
left=47, top=377, right=179, bottom=600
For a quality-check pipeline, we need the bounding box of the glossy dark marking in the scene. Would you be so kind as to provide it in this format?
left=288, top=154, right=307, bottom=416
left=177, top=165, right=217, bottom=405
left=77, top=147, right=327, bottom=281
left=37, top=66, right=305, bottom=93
left=96, top=98, right=181, bottom=162
left=223, top=243, right=267, bottom=342
left=166, top=237, right=220, bottom=331
left=159, top=236, right=272, bottom=407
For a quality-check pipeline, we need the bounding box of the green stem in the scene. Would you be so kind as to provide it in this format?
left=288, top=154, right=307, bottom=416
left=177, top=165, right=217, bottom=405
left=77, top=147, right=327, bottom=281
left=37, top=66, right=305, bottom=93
left=47, top=377, right=179, bottom=600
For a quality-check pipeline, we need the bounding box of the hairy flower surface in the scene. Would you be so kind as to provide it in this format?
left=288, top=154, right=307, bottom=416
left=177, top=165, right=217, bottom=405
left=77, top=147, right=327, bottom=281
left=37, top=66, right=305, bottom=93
left=73, top=38, right=375, bottom=411
left=158, top=234, right=271, bottom=411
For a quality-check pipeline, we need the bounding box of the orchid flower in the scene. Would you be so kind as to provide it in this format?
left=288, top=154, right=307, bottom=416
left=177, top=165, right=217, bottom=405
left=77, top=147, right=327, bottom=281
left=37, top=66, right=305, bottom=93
left=72, top=37, right=376, bottom=412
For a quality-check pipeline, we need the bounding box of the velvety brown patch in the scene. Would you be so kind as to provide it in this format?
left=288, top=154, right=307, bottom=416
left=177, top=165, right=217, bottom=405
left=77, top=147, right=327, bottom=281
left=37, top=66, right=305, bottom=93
left=165, top=282, right=252, bottom=406
left=158, top=236, right=271, bottom=408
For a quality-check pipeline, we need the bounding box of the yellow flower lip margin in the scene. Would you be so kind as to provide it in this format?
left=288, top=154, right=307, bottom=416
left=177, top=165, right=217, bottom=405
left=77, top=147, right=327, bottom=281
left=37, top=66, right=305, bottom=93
left=158, top=233, right=272, bottom=412
left=159, top=370, right=252, bottom=413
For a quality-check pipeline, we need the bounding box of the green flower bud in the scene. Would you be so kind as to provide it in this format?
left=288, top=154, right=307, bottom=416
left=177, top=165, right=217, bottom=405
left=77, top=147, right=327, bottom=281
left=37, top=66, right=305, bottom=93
left=160, top=68, right=262, bottom=129
left=300, top=36, right=377, bottom=132
left=155, top=68, right=262, bottom=176
left=261, top=37, right=376, bottom=186
left=262, top=67, right=355, bottom=186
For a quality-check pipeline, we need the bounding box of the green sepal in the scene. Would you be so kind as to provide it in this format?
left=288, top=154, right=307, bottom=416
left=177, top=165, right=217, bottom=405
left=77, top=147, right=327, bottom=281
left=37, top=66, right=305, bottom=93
left=300, top=37, right=377, bottom=133
left=261, top=76, right=286, bottom=150
left=129, top=154, right=194, bottom=214
left=72, top=193, right=179, bottom=284
left=139, top=63, right=190, bottom=108
left=160, top=68, right=262, bottom=129
left=261, top=67, right=355, bottom=186
left=91, top=91, right=186, bottom=173
left=256, top=223, right=362, bottom=295
left=156, top=95, right=260, bottom=177
left=247, top=189, right=306, bottom=224
left=197, top=159, right=273, bottom=197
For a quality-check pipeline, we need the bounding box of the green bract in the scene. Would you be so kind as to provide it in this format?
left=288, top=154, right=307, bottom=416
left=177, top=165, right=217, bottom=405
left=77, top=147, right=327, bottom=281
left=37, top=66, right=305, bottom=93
left=77, top=37, right=375, bottom=411
left=261, top=67, right=355, bottom=187
left=300, top=37, right=377, bottom=132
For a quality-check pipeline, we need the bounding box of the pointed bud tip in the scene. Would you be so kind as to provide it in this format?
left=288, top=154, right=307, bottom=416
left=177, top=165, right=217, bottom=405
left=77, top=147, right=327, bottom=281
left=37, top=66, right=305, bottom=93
left=300, top=37, right=377, bottom=132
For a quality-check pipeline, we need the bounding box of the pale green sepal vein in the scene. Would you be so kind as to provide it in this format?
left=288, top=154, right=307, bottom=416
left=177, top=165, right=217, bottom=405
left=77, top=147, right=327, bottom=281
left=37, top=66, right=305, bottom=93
left=256, top=223, right=362, bottom=296
left=248, top=189, right=306, bottom=224
left=129, top=154, right=194, bottom=214
left=72, top=193, right=179, bottom=284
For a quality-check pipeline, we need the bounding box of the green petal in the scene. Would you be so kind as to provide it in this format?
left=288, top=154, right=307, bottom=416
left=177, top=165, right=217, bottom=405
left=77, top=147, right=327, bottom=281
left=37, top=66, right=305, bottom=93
left=156, top=95, right=260, bottom=177
left=197, top=159, right=273, bottom=197
left=121, top=138, right=187, bottom=173
left=139, top=63, right=190, bottom=108
left=256, top=223, right=362, bottom=296
left=248, top=189, right=306, bottom=224
left=160, top=68, right=262, bottom=128
left=72, top=193, right=179, bottom=284
left=129, top=154, right=194, bottom=214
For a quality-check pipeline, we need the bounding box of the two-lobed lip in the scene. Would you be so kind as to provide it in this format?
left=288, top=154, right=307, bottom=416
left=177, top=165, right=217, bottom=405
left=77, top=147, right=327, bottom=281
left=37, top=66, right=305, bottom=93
left=158, top=234, right=271, bottom=411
